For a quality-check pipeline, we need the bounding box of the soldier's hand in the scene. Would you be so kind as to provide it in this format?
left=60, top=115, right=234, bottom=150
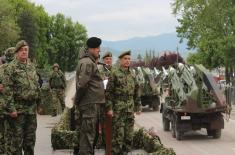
left=10, top=111, right=18, bottom=118
left=0, top=84, right=3, bottom=92
left=107, top=110, right=113, bottom=117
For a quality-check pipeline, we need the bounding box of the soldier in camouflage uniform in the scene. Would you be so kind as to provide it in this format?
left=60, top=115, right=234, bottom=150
left=3, top=40, right=40, bottom=155
left=106, top=50, right=142, bottom=155
left=74, top=37, right=105, bottom=155
left=98, top=52, right=112, bottom=80
left=49, top=63, right=66, bottom=116
left=0, top=47, right=15, bottom=154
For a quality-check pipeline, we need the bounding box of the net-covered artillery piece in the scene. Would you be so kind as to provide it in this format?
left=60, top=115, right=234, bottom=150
left=160, top=64, right=227, bottom=140
left=135, top=67, right=160, bottom=111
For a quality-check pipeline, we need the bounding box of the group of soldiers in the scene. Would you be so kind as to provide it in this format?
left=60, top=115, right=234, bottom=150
left=0, top=40, right=66, bottom=155
left=0, top=36, right=142, bottom=155
left=73, top=37, right=142, bottom=155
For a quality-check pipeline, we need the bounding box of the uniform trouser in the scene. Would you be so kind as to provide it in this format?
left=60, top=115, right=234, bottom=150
left=78, top=103, right=100, bottom=155
left=0, top=117, right=5, bottom=155
left=6, top=114, right=37, bottom=155
left=112, top=111, right=134, bottom=155
left=51, top=89, right=65, bottom=115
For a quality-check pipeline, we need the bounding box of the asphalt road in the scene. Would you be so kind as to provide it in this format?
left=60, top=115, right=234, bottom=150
left=135, top=107, right=235, bottom=155
left=34, top=77, right=235, bottom=155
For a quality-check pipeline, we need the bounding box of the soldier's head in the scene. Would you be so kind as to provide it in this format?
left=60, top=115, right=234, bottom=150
left=86, top=37, right=101, bottom=59
left=119, top=50, right=131, bottom=68
left=4, top=47, right=15, bottom=63
left=52, top=63, right=59, bottom=72
left=15, top=40, right=29, bottom=63
left=102, top=52, right=112, bottom=66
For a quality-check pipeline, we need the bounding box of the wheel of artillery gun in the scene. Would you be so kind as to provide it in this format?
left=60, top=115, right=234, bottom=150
left=207, top=129, right=221, bottom=139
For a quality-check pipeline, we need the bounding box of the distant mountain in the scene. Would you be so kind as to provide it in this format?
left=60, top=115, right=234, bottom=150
left=101, top=32, right=189, bottom=59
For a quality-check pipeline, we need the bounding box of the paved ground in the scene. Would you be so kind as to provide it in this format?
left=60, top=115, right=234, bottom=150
left=135, top=107, right=235, bottom=155
left=34, top=77, right=235, bottom=155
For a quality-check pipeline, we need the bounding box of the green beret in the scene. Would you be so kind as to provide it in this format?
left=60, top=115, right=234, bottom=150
left=5, top=47, right=15, bottom=62
left=118, top=50, right=131, bottom=59
left=15, top=40, right=28, bottom=53
left=86, top=37, right=102, bottom=48
left=53, top=63, right=59, bottom=68
left=102, top=52, right=112, bottom=59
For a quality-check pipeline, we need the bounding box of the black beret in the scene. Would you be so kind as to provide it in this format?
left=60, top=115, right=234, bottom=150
left=86, top=37, right=102, bottom=48
left=118, top=50, right=131, bottom=59
left=15, top=40, right=28, bottom=53
left=102, top=51, right=112, bottom=59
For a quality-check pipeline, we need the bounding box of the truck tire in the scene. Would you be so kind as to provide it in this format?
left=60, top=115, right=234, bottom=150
left=211, top=129, right=221, bottom=139
left=162, top=115, right=170, bottom=131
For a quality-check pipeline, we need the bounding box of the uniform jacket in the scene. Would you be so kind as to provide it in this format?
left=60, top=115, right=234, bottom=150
left=75, top=49, right=105, bottom=106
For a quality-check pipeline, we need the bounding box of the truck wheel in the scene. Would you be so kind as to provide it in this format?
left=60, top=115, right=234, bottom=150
left=212, top=129, right=221, bottom=139
left=162, top=115, right=170, bottom=131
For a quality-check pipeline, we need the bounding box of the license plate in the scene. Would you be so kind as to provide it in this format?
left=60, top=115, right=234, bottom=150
left=181, top=116, right=191, bottom=120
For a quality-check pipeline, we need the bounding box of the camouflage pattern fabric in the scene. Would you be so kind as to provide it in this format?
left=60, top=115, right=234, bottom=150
left=51, top=89, right=65, bottom=116
left=0, top=65, right=6, bottom=154
left=49, top=70, right=66, bottom=116
left=51, top=108, right=76, bottom=150
left=105, top=67, right=141, bottom=155
left=2, top=59, right=40, bottom=155
left=6, top=114, right=37, bottom=155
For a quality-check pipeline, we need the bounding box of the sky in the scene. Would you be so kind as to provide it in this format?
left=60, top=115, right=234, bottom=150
left=31, top=0, right=178, bottom=41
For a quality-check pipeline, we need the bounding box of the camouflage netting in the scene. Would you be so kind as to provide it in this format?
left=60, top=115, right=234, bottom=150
left=51, top=109, right=176, bottom=154
left=51, top=108, right=75, bottom=150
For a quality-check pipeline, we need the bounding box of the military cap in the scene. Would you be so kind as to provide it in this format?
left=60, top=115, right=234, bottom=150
left=86, top=37, right=102, bottom=48
left=102, top=51, right=112, bottom=59
left=53, top=63, right=60, bottom=68
left=15, top=40, right=28, bottom=53
left=118, top=50, right=131, bottom=59
left=5, top=47, right=15, bottom=61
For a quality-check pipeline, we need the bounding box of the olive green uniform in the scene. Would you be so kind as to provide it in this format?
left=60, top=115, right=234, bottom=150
left=75, top=48, right=105, bottom=155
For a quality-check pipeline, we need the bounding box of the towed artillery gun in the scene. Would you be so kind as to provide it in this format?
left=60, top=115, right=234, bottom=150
left=160, top=63, right=227, bottom=140
left=135, top=67, right=160, bottom=111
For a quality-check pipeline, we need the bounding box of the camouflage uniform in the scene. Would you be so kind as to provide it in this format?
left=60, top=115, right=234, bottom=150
left=0, top=65, right=6, bottom=155
left=49, top=64, right=66, bottom=116
left=74, top=46, right=105, bottom=155
left=3, top=41, right=40, bottom=155
left=0, top=47, right=15, bottom=154
left=106, top=67, right=141, bottom=155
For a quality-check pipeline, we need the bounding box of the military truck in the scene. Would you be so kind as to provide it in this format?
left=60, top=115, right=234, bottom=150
left=135, top=67, right=160, bottom=111
left=160, top=63, right=227, bottom=140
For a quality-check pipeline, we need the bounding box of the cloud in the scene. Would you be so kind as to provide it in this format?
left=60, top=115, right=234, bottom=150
left=31, top=0, right=178, bottom=41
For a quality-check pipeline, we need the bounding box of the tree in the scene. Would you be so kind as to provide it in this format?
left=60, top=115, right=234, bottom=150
left=0, top=0, right=19, bottom=53
left=173, top=0, right=235, bottom=81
